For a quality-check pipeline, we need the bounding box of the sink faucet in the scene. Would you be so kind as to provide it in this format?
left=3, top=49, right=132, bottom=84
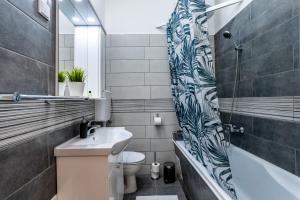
left=224, top=124, right=244, bottom=134
left=87, top=126, right=99, bottom=136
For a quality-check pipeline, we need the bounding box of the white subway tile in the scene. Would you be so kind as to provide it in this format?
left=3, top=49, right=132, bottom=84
left=111, top=34, right=149, bottom=47
left=125, top=126, right=146, bottom=138
left=106, top=73, right=144, bottom=86
left=150, top=34, right=167, bottom=46
left=145, top=73, right=170, bottom=86
left=150, top=86, right=172, bottom=99
left=146, top=125, right=179, bottom=138
left=59, top=48, right=70, bottom=60
left=150, top=60, right=169, bottom=72
left=145, top=47, right=168, bottom=59
left=111, top=60, right=149, bottom=73
left=108, top=47, right=145, bottom=59
left=111, top=86, right=150, bottom=99
left=111, top=113, right=150, bottom=126
left=151, top=139, right=174, bottom=151
left=59, top=35, right=64, bottom=47
left=64, top=61, right=74, bottom=71
left=150, top=112, right=178, bottom=125
left=64, top=34, right=74, bottom=48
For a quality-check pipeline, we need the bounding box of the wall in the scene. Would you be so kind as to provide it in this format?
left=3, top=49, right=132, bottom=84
left=215, top=0, right=300, bottom=176
left=0, top=1, right=95, bottom=199
left=106, top=34, right=179, bottom=174
left=104, top=0, right=176, bottom=34
left=59, top=34, right=74, bottom=71
left=208, top=0, right=253, bottom=35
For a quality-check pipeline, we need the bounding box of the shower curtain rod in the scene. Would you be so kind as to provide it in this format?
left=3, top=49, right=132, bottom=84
left=156, top=0, right=243, bottom=29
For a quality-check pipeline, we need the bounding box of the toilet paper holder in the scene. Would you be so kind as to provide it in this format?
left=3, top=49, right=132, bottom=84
left=153, top=113, right=162, bottom=126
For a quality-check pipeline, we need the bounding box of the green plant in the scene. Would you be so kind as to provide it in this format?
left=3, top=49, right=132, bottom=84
left=66, top=67, right=86, bottom=82
left=58, top=71, right=66, bottom=83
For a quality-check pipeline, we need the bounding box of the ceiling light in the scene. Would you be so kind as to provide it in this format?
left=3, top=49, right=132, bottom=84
left=75, top=0, right=82, bottom=2
left=72, top=17, right=80, bottom=22
left=87, top=17, right=95, bottom=22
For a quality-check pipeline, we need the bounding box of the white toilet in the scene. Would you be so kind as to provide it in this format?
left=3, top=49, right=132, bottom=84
left=123, top=151, right=145, bottom=194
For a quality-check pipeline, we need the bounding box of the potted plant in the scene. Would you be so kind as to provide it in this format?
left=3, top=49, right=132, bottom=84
left=66, top=67, right=86, bottom=96
left=58, top=71, right=66, bottom=96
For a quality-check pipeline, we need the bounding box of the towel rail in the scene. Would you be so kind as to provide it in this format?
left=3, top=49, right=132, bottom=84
left=0, top=92, right=89, bottom=102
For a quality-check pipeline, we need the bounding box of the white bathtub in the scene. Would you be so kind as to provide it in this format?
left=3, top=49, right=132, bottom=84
left=174, top=140, right=300, bottom=200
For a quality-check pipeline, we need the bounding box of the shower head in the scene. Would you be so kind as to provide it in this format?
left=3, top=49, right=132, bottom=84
left=222, top=30, right=242, bottom=51
left=223, top=31, right=232, bottom=39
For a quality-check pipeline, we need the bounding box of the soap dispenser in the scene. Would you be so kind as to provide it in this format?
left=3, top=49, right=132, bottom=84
left=80, top=117, right=88, bottom=138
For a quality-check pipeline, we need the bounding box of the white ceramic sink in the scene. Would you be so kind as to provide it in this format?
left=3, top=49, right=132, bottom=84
left=54, top=127, right=132, bottom=156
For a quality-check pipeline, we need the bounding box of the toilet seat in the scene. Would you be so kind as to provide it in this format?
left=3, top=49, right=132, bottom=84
left=123, top=151, right=145, bottom=164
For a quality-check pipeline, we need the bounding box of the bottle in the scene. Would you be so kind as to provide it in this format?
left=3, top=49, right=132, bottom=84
left=80, top=117, right=88, bottom=138
left=88, top=91, right=92, bottom=98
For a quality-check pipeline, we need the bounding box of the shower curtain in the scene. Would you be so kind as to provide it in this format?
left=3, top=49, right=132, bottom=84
left=167, top=0, right=236, bottom=198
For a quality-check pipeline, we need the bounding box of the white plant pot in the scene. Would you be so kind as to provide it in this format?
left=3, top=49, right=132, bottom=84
left=68, top=82, right=85, bottom=97
left=58, top=82, right=66, bottom=96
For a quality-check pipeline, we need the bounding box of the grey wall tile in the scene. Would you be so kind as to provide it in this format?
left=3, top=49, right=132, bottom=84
left=253, top=117, right=300, bottom=150
left=0, top=47, right=49, bottom=95
left=145, top=152, right=154, bottom=164
left=297, top=151, right=300, bottom=176
left=64, top=34, right=74, bottom=48
left=108, top=47, right=145, bottom=59
left=106, top=73, right=145, bottom=86
left=111, top=113, right=151, bottom=126
left=151, top=86, right=173, bottom=99
left=125, top=126, right=146, bottom=139
left=150, top=60, right=170, bottom=72
left=106, top=35, right=111, bottom=47
left=151, top=139, right=174, bottom=151
left=59, top=48, right=71, bottom=60
left=146, top=125, right=179, bottom=139
left=111, top=34, right=149, bottom=47
left=48, top=66, right=55, bottom=95
left=0, top=1, right=54, bottom=65
left=145, top=73, right=170, bottom=86
left=111, top=60, right=149, bottom=73
left=156, top=151, right=176, bottom=163
left=145, top=47, right=168, bottom=59
left=150, top=112, right=178, bottom=125
left=126, top=139, right=150, bottom=152
left=253, top=70, right=300, bottom=97
left=7, top=0, right=56, bottom=33
left=111, top=86, right=150, bottom=99
left=0, top=135, right=49, bottom=199
left=6, top=165, right=56, bottom=200
left=150, top=34, right=167, bottom=46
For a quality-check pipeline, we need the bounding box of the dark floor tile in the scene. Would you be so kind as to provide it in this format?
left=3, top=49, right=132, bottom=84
left=6, top=165, right=56, bottom=200
left=0, top=1, right=54, bottom=65
left=253, top=70, right=300, bottom=97
left=253, top=117, right=300, bottom=150
left=0, top=47, right=49, bottom=95
left=0, top=135, right=49, bottom=199
left=241, top=134, right=296, bottom=173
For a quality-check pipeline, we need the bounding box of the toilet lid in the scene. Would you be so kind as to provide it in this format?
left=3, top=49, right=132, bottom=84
left=123, top=151, right=145, bottom=164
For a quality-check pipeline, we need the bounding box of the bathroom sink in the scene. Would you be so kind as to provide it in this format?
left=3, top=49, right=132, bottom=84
left=54, top=127, right=132, bottom=156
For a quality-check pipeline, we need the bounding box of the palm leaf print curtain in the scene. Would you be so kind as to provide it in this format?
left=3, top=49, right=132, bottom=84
left=167, top=0, right=237, bottom=198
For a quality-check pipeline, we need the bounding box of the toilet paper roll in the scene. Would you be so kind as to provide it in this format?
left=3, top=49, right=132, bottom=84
left=154, top=117, right=162, bottom=125
left=151, top=162, right=160, bottom=173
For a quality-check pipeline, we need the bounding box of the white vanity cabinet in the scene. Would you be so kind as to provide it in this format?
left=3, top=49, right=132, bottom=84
left=54, top=127, right=132, bottom=200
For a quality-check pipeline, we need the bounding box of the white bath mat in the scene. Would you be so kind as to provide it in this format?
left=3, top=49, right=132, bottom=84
left=136, top=195, right=178, bottom=200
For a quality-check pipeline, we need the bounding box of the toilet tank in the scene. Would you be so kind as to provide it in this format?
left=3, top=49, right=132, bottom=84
left=95, top=92, right=112, bottom=122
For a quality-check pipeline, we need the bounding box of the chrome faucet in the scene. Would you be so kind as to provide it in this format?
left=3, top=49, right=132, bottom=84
left=87, top=120, right=100, bottom=136
left=224, top=124, right=244, bottom=134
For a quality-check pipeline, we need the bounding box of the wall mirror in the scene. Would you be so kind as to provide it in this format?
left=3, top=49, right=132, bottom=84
left=57, top=0, right=106, bottom=98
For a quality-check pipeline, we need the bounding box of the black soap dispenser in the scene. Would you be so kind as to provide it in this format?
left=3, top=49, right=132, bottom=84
left=80, top=117, right=88, bottom=138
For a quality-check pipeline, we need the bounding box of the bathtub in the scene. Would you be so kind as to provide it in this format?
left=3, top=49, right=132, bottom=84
left=174, top=140, right=300, bottom=200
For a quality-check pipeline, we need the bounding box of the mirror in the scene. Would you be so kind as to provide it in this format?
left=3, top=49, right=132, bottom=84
left=57, top=0, right=106, bottom=98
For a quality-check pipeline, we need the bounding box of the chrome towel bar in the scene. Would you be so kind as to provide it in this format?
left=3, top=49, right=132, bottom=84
left=0, top=92, right=89, bottom=102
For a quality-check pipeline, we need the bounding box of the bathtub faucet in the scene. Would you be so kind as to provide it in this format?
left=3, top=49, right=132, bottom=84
left=224, top=124, right=244, bottom=134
